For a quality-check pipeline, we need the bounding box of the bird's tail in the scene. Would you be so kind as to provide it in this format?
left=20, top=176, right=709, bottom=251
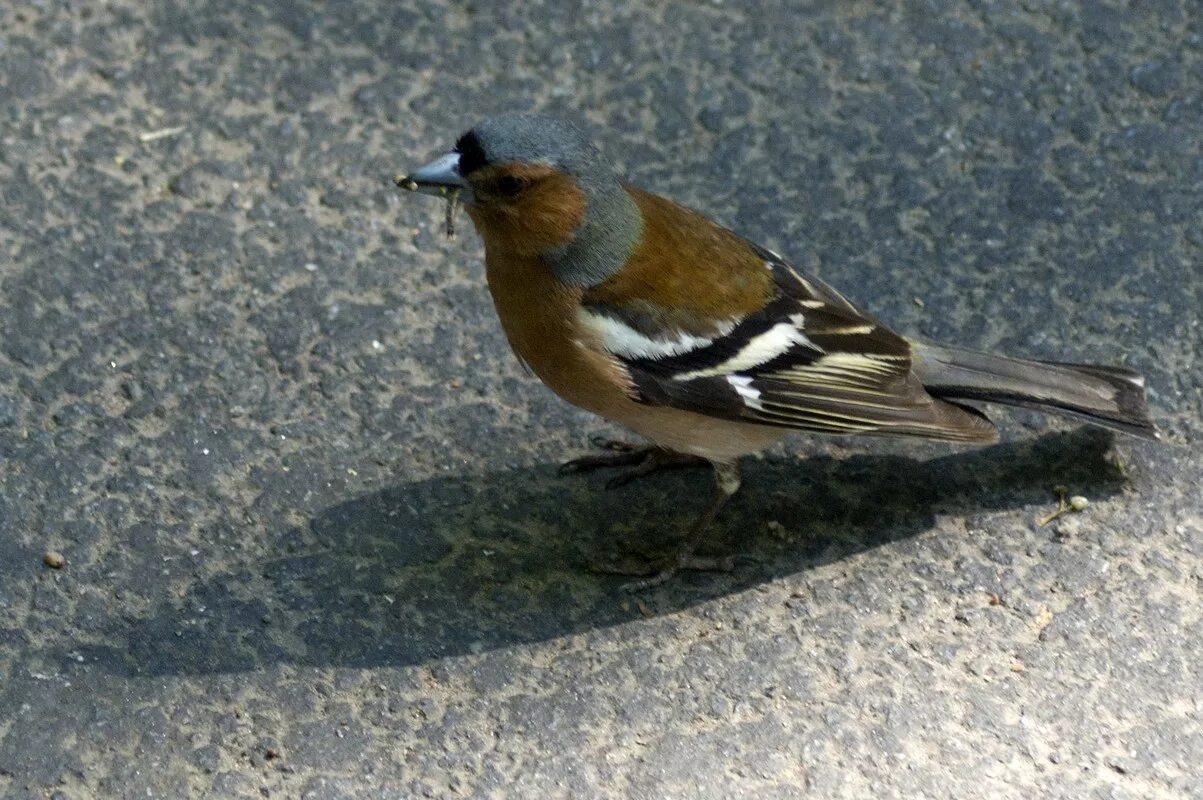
left=910, top=341, right=1158, bottom=440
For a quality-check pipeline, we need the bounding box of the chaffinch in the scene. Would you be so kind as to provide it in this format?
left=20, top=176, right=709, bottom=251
left=398, top=113, right=1156, bottom=589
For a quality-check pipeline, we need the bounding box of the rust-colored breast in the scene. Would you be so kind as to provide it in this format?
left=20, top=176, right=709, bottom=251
left=482, top=247, right=634, bottom=416
left=475, top=184, right=788, bottom=461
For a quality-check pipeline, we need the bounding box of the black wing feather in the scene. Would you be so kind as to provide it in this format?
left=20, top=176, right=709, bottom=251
left=606, top=248, right=998, bottom=443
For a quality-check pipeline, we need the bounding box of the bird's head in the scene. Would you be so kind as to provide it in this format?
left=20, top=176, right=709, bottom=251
left=397, top=114, right=643, bottom=287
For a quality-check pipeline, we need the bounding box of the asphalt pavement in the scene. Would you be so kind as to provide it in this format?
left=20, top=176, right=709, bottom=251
left=1, top=1, right=1200, bottom=798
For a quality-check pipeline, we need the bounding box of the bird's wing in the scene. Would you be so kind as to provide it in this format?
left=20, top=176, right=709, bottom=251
left=581, top=243, right=997, bottom=443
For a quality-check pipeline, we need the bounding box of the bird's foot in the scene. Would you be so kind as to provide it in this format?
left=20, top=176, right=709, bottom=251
left=589, top=548, right=736, bottom=592
left=558, top=437, right=708, bottom=489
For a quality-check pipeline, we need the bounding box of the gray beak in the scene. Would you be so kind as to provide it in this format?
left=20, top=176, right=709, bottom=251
left=394, top=152, right=470, bottom=199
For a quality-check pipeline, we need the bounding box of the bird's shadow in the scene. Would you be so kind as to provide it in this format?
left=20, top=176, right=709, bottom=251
left=82, top=428, right=1127, bottom=676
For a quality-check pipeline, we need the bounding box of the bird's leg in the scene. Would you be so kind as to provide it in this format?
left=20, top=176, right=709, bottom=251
left=625, top=461, right=742, bottom=590
left=559, top=436, right=708, bottom=489
left=591, top=461, right=743, bottom=591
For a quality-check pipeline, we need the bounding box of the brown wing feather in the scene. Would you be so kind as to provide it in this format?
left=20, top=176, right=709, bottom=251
left=596, top=192, right=998, bottom=443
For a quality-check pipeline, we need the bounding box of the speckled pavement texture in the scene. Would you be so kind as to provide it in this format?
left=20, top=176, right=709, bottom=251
left=1, top=1, right=1201, bottom=798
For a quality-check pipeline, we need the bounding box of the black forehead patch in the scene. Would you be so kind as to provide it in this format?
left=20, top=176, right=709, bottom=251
left=454, top=131, right=488, bottom=176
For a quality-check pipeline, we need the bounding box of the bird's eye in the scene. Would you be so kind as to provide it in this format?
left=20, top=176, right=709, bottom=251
left=494, top=175, right=528, bottom=197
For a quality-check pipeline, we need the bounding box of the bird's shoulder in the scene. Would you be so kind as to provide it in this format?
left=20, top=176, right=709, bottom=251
left=578, top=186, right=912, bottom=374
left=580, top=187, right=776, bottom=338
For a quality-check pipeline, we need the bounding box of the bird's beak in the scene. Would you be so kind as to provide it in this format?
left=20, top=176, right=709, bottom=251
left=394, top=152, right=471, bottom=200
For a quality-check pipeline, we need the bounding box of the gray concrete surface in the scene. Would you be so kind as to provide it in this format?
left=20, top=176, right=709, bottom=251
left=1, top=1, right=1201, bottom=798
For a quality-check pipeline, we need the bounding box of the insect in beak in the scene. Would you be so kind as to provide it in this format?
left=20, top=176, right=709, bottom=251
left=395, top=151, right=471, bottom=239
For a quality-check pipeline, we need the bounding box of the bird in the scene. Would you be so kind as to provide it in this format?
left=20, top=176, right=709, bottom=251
left=397, top=113, right=1156, bottom=589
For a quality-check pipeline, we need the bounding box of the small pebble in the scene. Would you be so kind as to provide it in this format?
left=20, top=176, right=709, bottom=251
left=43, top=551, right=66, bottom=569
left=1069, top=496, right=1089, bottom=512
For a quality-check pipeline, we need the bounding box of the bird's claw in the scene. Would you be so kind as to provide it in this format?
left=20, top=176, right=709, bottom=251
left=589, top=549, right=737, bottom=592
left=559, top=440, right=708, bottom=485
left=588, top=436, right=638, bottom=452
left=558, top=446, right=647, bottom=476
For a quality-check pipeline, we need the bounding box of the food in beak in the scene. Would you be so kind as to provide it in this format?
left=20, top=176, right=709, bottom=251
left=444, top=187, right=461, bottom=238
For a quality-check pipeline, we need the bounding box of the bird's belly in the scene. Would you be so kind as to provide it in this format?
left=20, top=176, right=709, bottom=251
left=485, top=254, right=784, bottom=462
left=532, top=344, right=782, bottom=461
left=499, top=302, right=783, bottom=461
left=611, top=403, right=786, bottom=462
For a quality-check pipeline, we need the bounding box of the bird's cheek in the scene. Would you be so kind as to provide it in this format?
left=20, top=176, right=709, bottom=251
left=470, top=202, right=578, bottom=256
left=465, top=205, right=537, bottom=255
left=463, top=203, right=486, bottom=231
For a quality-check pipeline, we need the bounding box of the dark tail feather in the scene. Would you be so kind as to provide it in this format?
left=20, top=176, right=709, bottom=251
left=910, top=341, right=1158, bottom=440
